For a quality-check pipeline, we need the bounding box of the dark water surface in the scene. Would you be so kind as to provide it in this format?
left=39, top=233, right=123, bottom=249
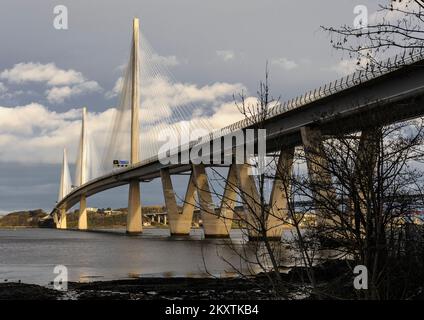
left=0, top=228, right=259, bottom=286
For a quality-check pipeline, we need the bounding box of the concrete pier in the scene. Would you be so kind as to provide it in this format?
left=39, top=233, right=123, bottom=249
left=235, top=163, right=262, bottom=239
left=268, top=147, right=294, bottom=239
left=78, top=194, right=88, bottom=230
left=218, top=164, right=237, bottom=228
left=58, top=207, right=67, bottom=229
left=300, top=126, right=337, bottom=227
left=161, top=168, right=192, bottom=235
left=127, top=179, right=142, bottom=234
left=193, top=164, right=230, bottom=238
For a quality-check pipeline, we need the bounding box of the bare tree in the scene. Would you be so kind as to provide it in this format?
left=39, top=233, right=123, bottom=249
left=322, top=0, right=424, bottom=68
left=316, top=0, right=424, bottom=299
left=290, top=119, right=424, bottom=299
left=196, top=75, right=424, bottom=300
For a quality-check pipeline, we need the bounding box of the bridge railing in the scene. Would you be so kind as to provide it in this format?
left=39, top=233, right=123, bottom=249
left=216, top=48, right=424, bottom=137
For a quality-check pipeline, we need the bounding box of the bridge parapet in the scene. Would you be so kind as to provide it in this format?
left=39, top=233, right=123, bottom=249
left=216, top=48, right=424, bottom=137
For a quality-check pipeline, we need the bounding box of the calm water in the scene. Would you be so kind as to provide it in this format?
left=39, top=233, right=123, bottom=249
left=0, top=228, right=265, bottom=286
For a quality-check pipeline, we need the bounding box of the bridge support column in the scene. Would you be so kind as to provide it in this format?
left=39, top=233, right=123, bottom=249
left=349, top=128, right=381, bottom=230
left=78, top=194, right=88, bottom=230
left=193, top=164, right=230, bottom=238
left=235, top=163, right=262, bottom=240
left=178, top=172, right=197, bottom=235
left=218, top=164, right=237, bottom=228
left=268, top=147, right=295, bottom=240
left=58, top=207, right=67, bottom=229
left=127, top=179, right=142, bottom=234
left=300, top=126, right=337, bottom=228
left=161, top=168, right=192, bottom=235
left=53, top=212, right=59, bottom=228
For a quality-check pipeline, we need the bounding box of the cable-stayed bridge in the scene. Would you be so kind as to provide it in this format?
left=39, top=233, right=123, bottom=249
left=53, top=18, right=424, bottom=239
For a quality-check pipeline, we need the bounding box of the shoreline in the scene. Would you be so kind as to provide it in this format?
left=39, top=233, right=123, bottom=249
left=0, top=274, right=303, bottom=300
left=0, top=261, right=355, bottom=300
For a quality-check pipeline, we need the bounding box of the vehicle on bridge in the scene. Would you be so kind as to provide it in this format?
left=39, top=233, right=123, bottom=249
left=113, top=160, right=129, bottom=168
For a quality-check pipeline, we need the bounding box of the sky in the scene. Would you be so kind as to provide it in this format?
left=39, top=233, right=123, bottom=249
left=0, top=0, right=389, bottom=214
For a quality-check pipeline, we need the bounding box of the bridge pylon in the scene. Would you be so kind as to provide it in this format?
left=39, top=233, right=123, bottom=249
left=56, top=147, right=70, bottom=229
left=126, top=17, right=143, bottom=235
left=77, top=107, right=88, bottom=230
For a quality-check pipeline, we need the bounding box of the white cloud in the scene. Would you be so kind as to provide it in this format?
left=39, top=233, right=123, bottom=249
left=0, top=103, right=121, bottom=168
left=0, top=103, right=82, bottom=163
left=216, top=50, right=235, bottom=62
left=369, top=0, right=419, bottom=25
left=0, top=88, right=248, bottom=166
left=0, top=62, right=102, bottom=103
left=0, top=62, right=85, bottom=86
left=139, top=77, right=245, bottom=123
left=151, top=53, right=180, bottom=67
left=105, top=74, right=245, bottom=123
left=0, top=82, right=7, bottom=95
left=207, top=99, right=249, bottom=129
left=46, top=81, right=102, bottom=103
left=143, top=77, right=244, bottom=107
left=105, top=77, right=124, bottom=99
left=271, top=57, right=298, bottom=70
left=328, top=52, right=372, bottom=76
left=329, top=59, right=358, bottom=76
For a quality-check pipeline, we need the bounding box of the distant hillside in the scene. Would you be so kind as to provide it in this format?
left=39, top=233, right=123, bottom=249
left=0, top=209, right=51, bottom=228
left=0, top=206, right=170, bottom=229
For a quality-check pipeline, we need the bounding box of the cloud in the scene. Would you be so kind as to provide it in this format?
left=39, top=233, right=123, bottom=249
left=0, top=62, right=102, bottom=104
left=328, top=51, right=372, bottom=76
left=271, top=57, right=298, bottom=70
left=46, top=81, right=102, bottom=103
left=105, top=77, right=124, bottom=99
left=0, top=82, right=9, bottom=99
left=151, top=53, right=180, bottom=67
left=329, top=59, right=358, bottom=76
left=139, top=77, right=245, bottom=123
left=0, top=62, right=85, bottom=86
left=0, top=103, right=82, bottom=163
left=105, top=74, right=245, bottom=124
left=143, top=77, right=244, bottom=107
left=369, top=0, right=419, bottom=25
left=216, top=50, right=235, bottom=62
left=0, top=103, right=120, bottom=168
left=0, top=83, right=248, bottom=166
left=0, top=82, right=7, bottom=95
left=0, top=82, right=26, bottom=100
left=207, top=99, right=250, bottom=129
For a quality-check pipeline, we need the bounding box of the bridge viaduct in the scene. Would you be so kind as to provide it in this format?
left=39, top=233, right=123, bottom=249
left=53, top=18, right=424, bottom=240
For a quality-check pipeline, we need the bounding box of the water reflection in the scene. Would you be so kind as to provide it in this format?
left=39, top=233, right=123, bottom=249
left=0, top=228, right=260, bottom=286
left=0, top=228, right=342, bottom=287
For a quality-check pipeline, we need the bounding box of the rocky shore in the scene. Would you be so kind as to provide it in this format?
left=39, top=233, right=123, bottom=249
left=0, top=261, right=359, bottom=300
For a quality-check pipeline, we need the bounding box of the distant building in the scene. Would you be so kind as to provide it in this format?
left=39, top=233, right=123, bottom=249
left=104, top=209, right=122, bottom=216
